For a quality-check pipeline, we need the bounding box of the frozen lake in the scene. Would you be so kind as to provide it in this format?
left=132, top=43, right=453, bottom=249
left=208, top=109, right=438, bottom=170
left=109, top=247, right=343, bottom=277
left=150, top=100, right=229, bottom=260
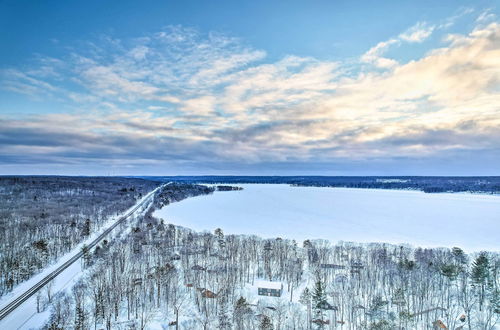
left=154, top=184, right=500, bottom=251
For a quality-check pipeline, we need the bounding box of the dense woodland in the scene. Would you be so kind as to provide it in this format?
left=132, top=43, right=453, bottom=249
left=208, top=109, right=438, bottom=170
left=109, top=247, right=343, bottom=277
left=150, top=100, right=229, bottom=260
left=0, top=176, right=159, bottom=297
left=39, top=185, right=499, bottom=330
left=143, top=176, right=500, bottom=194
left=1, top=178, right=498, bottom=329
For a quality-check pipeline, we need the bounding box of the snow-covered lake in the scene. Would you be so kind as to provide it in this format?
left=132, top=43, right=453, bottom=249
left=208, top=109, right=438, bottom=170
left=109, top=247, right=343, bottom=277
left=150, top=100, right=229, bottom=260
left=154, top=184, right=500, bottom=252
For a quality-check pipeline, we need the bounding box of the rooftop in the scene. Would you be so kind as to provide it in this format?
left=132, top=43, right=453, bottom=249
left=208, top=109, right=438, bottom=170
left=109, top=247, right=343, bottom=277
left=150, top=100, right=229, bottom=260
left=256, top=280, right=282, bottom=290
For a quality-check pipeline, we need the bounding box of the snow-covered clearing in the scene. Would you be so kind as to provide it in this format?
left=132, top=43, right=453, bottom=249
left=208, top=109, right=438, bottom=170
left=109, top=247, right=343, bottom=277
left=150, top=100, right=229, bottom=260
left=154, top=184, right=500, bottom=252
left=0, top=185, right=161, bottom=330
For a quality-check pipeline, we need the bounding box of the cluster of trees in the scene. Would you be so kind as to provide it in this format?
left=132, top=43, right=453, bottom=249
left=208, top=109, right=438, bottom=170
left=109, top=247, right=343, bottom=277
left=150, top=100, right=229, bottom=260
left=0, top=176, right=160, bottom=297
left=145, top=176, right=500, bottom=194
left=42, top=192, right=499, bottom=329
left=3, top=178, right=496, bottom=329
left=216, top=186, right=244, bottom=192
left=151, top=183, right=215, bottom=210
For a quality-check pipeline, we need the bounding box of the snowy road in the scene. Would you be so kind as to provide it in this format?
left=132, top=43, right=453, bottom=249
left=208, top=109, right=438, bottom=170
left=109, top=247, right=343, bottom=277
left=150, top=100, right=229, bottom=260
left=0, top=184, right=164, bottom=329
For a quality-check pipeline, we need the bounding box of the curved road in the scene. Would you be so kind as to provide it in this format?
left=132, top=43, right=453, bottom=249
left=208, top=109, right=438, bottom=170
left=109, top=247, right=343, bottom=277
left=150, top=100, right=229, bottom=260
left=0, top=184, right=164, bottom=324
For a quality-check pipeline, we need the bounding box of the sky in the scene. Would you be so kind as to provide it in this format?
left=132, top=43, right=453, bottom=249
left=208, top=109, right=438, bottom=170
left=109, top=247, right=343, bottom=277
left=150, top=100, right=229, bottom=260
left=1, top=0, right=500, bottom=176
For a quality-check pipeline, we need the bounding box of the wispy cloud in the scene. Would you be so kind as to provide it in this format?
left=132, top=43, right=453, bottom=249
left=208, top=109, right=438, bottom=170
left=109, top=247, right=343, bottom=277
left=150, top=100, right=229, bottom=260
left=1, top=19, right=500, bottom=174
left=360, top=39, right=400, bottom=68
left=399, top=22, right=435, bottom=43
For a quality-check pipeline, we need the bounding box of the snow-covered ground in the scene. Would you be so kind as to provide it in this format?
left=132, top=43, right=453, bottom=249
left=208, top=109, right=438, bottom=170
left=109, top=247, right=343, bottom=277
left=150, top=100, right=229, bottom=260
left=0, top=186, right=161, bottom=330
left=154, top=184, right=500, bottom=252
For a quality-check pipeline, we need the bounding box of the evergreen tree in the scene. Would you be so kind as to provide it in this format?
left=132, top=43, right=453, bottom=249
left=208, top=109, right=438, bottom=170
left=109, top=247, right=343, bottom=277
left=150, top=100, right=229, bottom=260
left=234, top=296, right=251, bottom=329
left=452, top=247, right=467, bottom=268
left=440, top=263, right=460, bottom=281
left=74, top=303, right=85, bottom=330
left=259, top=315, right=273, bottom=330
left=81, top=245, right=91, bottom=268
left=218, top=295, right=232, bottom=330
left=312, top=278, right=327, bottom=328
left=471, top=252, right=490, bottom=310
left=82, top=219, right=91, bottom=236
left=215, top=228, right=225, bottom=249
left=300, top=287, right=312, bottom=328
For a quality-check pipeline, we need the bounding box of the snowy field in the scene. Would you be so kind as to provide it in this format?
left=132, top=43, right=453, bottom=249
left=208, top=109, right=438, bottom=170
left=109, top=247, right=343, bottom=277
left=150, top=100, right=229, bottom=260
left=154, top=184, right=500, bottom=252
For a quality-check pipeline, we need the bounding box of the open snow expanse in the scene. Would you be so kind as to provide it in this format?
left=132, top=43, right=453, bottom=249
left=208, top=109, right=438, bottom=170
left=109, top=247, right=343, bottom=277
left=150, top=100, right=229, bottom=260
left=155, top=184, right=500, bottom=252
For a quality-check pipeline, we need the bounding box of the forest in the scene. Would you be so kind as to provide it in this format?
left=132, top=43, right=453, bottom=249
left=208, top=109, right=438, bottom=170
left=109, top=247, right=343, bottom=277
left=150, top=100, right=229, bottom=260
left=36, top=184, right=498, bottom=330
left=0, top=177, right=498, bottom=329
left=141, top=176, right=500, bottom=194
left=0, top=176, right=160, bottom=297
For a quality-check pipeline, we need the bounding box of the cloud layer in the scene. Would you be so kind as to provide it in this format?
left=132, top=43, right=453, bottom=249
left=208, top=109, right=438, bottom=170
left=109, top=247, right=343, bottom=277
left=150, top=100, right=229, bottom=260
left=1, top=17, right=500, bottom=175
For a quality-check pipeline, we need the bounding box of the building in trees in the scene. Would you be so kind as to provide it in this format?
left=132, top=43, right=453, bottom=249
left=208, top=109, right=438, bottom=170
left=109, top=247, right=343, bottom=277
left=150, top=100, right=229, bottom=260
left=257, top=281, right=283, bottom=297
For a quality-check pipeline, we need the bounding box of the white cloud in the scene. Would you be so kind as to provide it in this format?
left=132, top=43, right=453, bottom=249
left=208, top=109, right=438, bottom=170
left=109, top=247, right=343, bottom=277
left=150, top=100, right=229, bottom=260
left=399, top=21, right=435, bottom=43
left=360, top=20, right=438, bottom=69
left=2, top=22, right=500, bottom=169
left=360, top=39, right=400, bottom=68
left=476, top=8, right=496, bottom=24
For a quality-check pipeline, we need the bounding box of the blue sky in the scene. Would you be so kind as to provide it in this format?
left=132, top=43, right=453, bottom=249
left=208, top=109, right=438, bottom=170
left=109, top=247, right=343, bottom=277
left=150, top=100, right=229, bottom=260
left=1, top=1, right=500, bottom=175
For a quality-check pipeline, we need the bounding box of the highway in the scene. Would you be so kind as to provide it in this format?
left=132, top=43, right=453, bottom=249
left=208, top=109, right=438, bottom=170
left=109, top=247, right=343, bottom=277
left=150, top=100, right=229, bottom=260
left=0, top=184, right=164, bottom=325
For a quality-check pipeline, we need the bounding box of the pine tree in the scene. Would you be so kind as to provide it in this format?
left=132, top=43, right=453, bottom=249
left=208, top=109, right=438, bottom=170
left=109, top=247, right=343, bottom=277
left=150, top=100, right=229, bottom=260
left=218, top=295, right=232, bottom=330
left=215, top=228, right=226, bottom=249
left=259, top=315, right=273, bottom=330
left=234, top=296, right=251, bottom=329
left=471, top=252, right=490, bottom=311
left=312, top=279, right=327, bottom=328
left=82, top=219, right=91, bottom=236
left=300, top=288, right=312, bottom=329
left=452, top=247, right=467, bottom=267
left=74, top=303, right=85, bottom=330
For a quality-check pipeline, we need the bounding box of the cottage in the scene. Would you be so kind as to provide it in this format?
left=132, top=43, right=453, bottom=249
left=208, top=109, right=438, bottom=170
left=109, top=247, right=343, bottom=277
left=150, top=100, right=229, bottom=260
left=257, top=280, right=283, bottom=297
left=196, top=288, right=217, bottom=298
left=318, top=301, right=337, bottom=310
left=351, top=261, right=364, bottom=269
left=312, top=319, right=330, bottom=325
left=170, top=253, right=181, bottom=261
left=191, top=265, right=206, bottom=271
left=320, top=264, right=346, bottom=270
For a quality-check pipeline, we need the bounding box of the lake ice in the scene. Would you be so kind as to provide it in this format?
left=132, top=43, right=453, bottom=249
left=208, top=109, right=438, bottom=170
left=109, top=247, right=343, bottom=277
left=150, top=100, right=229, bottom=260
left=154, top=184, right=500, bottom=252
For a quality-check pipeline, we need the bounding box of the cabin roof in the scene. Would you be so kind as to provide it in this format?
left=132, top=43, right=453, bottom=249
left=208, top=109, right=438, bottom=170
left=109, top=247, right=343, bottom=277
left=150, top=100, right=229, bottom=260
left=256, top=280, right=282, bottom=290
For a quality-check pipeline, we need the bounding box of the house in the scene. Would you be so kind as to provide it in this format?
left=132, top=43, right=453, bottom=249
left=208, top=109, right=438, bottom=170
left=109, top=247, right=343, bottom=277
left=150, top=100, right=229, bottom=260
left=201, top=289, right=217, bottom=298
left=320, top=264, right=346, bottom=270
left=191, top=265, right=206, bottom=271
left=312, top=319, right=330, bottom=325
left=170, top=253, right=181, bottom=261
left=351, top=261, right=364, bottom=269
left=257, top=280, right=283, bottom=297
left=318, top=301, right=337, bottom=310
left=196, top=287, right=217, bottom=298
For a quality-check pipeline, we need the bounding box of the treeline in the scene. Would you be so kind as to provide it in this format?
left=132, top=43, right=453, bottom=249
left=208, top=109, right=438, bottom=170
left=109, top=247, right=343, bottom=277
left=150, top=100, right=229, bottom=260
left=0, top=176, right=160, bottom=297
left=42, top=205, right=499, bottom=329
left=138, top=176, right=500, bottom=194
left=216, top=186, right=244, bottom=192
left=152, top=183, right=215, bottom=210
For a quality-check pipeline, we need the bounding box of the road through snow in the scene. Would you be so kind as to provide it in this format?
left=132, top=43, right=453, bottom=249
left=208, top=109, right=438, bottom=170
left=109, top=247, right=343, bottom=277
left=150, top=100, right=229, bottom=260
left=0, top=184, right=163, bottom=329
